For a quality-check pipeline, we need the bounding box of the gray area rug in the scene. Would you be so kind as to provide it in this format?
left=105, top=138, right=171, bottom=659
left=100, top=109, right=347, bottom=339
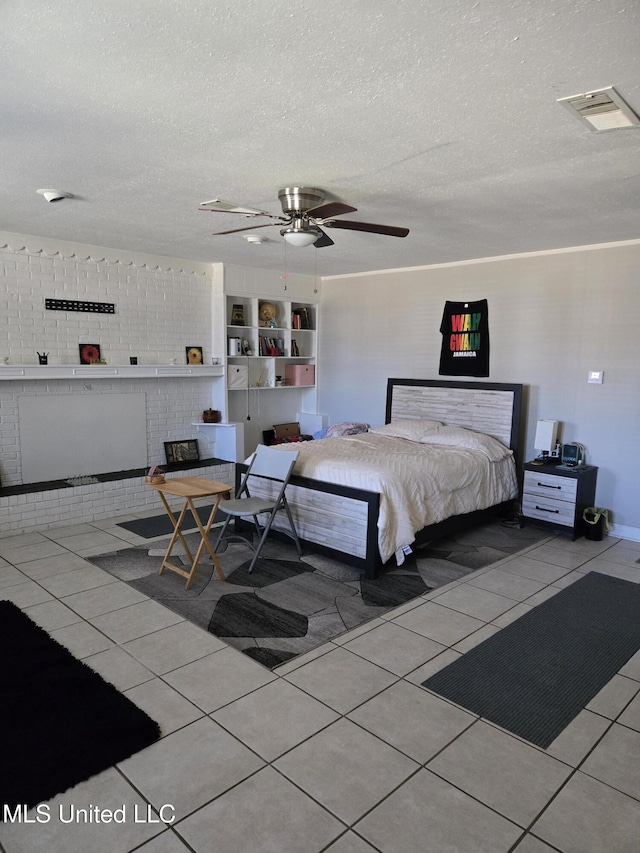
left=90, top=520, right=547, bottom=669
left=423, top=571, right=640, bottom=748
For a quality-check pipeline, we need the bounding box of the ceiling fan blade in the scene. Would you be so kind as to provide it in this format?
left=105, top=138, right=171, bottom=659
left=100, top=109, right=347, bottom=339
left=307, top=201, right=357, bottom=220
left=325, top=219, right=410, bottom=238
left=313, top=228, right=334, bottom=248
left=211, top=222, right=284, bottom=236
left=199, top=198, right=283, bottom=220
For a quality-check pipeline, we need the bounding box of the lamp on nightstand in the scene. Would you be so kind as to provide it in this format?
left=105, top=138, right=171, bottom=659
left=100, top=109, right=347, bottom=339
left=531, top=419, right=559, bottom=465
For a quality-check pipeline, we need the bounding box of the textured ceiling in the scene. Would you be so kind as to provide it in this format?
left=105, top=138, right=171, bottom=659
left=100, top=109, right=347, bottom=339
left=2, top=0, right=640, bottom=276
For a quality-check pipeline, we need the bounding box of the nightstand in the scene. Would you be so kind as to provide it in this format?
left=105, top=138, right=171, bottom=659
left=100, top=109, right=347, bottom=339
left=522, top=462, right=598, bottom=539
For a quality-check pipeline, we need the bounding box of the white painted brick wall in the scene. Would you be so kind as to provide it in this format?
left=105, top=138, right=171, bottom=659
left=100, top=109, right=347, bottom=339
left=1, top=246, right=213, bottom=366
left=0, top=244, right=232, bottom=531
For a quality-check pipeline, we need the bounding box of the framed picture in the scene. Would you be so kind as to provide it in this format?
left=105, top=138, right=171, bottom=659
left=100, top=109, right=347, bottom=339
left=186, top=346, right=203, bottom=365
left=79, top=343, right=101, bottom=364
left=164, top=439, right=200, bottom=465
left=230, top=303, right=245, bottom=325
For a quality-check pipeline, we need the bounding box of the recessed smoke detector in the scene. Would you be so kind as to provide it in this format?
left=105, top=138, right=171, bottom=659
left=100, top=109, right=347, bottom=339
left=243, top=233, right=265, bottom=244
left=557, top=86, right=640, bottom=131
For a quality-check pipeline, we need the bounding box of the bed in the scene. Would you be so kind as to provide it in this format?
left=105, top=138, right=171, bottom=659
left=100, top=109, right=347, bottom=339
left=237, top=379, right=523, bottom=579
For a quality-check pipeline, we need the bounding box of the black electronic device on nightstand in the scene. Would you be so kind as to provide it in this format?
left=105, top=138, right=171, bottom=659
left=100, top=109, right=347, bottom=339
left=521, top=461, right=598, bottom=539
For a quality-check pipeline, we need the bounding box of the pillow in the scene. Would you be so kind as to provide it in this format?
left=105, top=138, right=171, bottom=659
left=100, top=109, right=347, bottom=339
left=326, top=421, right=370, bottom=437
left=419, top=425, right=511, bottom=461
left=371, top=418, right=443, bottom=442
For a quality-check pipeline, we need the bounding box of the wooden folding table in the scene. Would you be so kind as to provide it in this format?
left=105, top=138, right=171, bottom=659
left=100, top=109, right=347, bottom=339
left=146, top=476, right=231, bottom=589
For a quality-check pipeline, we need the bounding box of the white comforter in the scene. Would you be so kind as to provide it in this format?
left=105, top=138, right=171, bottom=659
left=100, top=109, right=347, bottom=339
left=275, top=428, right=518, bottom=564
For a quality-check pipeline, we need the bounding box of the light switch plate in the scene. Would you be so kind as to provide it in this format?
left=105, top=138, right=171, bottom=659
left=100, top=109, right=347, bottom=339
left=588, top=370, right=604, bottom=384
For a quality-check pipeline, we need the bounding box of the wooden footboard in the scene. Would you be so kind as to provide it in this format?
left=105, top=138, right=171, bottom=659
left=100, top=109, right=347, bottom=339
left=235, top=465, right=382, bottom=577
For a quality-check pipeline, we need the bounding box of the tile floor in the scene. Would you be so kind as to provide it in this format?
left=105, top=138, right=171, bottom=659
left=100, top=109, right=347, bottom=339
left=0, top=512, right=639, bottom=853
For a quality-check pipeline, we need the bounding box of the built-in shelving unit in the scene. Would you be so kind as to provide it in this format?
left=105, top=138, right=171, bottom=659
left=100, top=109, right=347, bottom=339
left=221, top=293, right=319, bottom=454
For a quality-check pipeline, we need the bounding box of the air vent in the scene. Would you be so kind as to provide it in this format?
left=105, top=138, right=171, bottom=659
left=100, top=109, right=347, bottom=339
left=558, top=86, right=640, bottom=131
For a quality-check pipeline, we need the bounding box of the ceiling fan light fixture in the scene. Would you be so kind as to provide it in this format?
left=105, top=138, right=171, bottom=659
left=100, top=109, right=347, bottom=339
left=280, top=226, right=320, bottom=248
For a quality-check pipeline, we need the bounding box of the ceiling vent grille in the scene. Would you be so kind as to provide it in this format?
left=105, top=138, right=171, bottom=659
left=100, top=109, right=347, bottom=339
left=558, top=86, right=640, bottom=131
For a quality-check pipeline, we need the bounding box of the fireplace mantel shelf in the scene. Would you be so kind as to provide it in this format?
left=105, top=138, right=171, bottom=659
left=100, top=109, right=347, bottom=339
left=0, top=365, right=224, bottom=381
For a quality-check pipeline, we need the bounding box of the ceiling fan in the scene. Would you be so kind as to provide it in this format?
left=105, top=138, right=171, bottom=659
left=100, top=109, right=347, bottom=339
left=199, top=187, right=409, bottom=248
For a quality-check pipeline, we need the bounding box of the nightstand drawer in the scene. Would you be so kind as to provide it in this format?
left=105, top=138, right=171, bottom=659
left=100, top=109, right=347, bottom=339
left=522, top=495, right=576, bottom=526
left=524, top=470, right=577, bottom=501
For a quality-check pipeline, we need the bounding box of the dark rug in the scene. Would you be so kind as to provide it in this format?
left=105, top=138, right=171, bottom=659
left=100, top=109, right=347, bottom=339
left=90, top=520, right=546, bottom=670
left=117, top=503, right=222, bottom=539
left=0, top=601, right=160, bottom=813
left=423, top=571, right=640, bottom=748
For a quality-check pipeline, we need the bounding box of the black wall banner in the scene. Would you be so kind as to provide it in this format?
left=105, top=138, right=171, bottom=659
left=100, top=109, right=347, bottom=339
left=439, top=299, right=490, bottom=377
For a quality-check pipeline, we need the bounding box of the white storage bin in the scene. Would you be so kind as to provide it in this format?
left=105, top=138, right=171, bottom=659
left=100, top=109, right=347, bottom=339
left=228, top=364, right=248, bottom=390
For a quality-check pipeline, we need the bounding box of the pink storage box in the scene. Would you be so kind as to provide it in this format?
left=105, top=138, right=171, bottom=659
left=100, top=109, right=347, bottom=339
left=285, top=364, right=315, bottom=386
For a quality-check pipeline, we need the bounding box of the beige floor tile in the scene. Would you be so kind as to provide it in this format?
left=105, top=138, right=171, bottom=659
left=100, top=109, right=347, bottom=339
left=581, top=558, right=640, bottom=583
left=284, top=646, right=397, bottom=714
left=163, top=646, right=275, bottom=712
left=405, top=648, right=462, bottom=685
left=0, top=563, right=29, bottom=589
left=132, top=830, right=193, bottom=853
left=545, top=709, right=611, bottom=767
left=124, top=677, right=205, bottom=735
left=274, top=718, right=419, bottom=825
left=89, top=599, right=185, bottom=644
left=580, top=723, right=640, bottom=799
left=50, top=619, right=115, bottom=658
left=15, top=552, right=96, bottom=581
left=532, top=770, right=640, bottom=853
left=427, top=721, right=572, bottom=827
left=618, top=690, right=640, bottom=732
left=0, top=767, right=165, bottom=853
left=178, top=767, right=344, bottom=853
left=348, top=680, right=475, bottom=763
left=324, top=831, right=379, bottom=852
left=393, top=600, right=486, bottom=647
left=83, top=645, right=155, bottom=691
left=0, top=579, right=53, bottom=608
left=586, top=673, right=640, bottom=720
left=432, top=583, right=518, bottom=622
left=355, top=768, right=521, bottom=853
left=37, top=565, right=117, bottom=597
left=343, top=620, right=446, bottom=676
left=467, top=566, right=548, bottom=601
left=23, top=599, right=83, bottom=631
left=61, top=581, right=148, bottom=619
left=122, top=620, right=227, bottom=675
left=119, top=717, right=264, bottom=821
left=212, top=679, right=339, bottom=760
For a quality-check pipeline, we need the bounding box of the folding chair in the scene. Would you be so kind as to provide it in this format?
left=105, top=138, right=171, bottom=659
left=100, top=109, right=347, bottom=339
left=213, top=444, right=302, bottom=573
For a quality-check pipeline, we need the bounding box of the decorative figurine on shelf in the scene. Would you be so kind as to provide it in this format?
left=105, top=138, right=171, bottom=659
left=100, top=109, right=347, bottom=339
left=259, top=301, right=278, bottom=328
left=37, top=352, right=49, bottom=365
left=202, top=409, right=221, bottom=423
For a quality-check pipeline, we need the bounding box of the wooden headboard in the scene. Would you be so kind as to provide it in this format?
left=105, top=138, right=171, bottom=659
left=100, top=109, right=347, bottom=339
left=385, top=379, right=523, bottom=456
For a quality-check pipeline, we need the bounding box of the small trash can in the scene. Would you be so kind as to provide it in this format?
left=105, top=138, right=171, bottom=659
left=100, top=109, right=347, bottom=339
left=582, top=507, right=609, bottom=541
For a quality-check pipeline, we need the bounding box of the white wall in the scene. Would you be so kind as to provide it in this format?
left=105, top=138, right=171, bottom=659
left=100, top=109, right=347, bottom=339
left=318, top=242, right=640, bottom=539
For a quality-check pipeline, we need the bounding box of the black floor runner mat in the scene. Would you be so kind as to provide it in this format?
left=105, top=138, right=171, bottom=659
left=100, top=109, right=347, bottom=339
left=423, top=572, right=640, bottom=748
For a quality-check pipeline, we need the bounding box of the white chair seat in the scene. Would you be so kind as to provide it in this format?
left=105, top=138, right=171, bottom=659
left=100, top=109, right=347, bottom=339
left=219, top=497, right=275, bottom=517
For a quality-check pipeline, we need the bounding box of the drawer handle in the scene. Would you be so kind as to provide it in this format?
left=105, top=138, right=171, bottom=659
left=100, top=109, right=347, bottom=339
left=536, top=505, right=560, bottom=514
left=538, top=482, right=562, bottom=489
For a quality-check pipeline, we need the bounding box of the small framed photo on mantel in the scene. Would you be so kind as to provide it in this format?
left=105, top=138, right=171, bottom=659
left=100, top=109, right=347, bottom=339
left=185, top=346, right=203, bottom=365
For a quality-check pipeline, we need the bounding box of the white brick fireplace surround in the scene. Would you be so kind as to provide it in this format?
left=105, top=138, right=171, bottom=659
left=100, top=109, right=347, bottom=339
left=0, top=235, right=229, bottom=536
